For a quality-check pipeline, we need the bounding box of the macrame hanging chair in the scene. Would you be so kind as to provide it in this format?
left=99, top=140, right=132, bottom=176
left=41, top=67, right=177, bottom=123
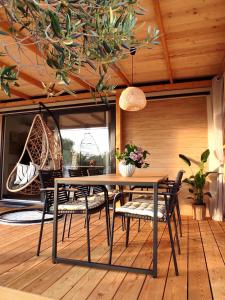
left=6, top=104, right=62, bottom=195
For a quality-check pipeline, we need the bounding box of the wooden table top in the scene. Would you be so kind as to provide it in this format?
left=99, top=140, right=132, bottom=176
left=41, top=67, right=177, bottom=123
left=55, top=173, right=168, bottom=186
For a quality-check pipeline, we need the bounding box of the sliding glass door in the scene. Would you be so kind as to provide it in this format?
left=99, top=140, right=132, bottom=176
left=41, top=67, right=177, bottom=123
left=1, top=104, right=115, bottom=201
left=57, top=106, right=115, bottom=175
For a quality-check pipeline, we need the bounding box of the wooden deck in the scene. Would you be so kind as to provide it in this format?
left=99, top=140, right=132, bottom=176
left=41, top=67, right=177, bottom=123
left=0, top=208, right=224, bottom=300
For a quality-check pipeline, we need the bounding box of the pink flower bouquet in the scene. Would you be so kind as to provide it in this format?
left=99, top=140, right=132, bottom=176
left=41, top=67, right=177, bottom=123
left=115, top=144, right=150, bottom=168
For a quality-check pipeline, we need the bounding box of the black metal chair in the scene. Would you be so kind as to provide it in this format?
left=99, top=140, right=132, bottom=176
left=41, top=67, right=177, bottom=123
left=109, top=179, right=181, bottom=276
left=87, top=168, right=116, bottom=204
left=53, top=183, right=110, bottom=263
left=159, top=170, right=185, bottom=237
left=37, top=169, right=69, bottom=256
left=37, top=169, right=110, bottom=260
left=132, top=170, right=184, bottom=236
left=69, top=168, right=88, bottom=177
left=66, top=168, right=87, bottom=237
left=87, top=168, right=120, bottom=228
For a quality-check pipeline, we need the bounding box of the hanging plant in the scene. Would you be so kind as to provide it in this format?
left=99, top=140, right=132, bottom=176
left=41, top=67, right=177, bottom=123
left=0, top=0, right=159, bottom=100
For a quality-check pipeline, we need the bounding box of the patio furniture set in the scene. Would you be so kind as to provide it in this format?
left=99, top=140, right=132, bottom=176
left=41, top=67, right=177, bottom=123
left=36, top=168, right=184, bottom=278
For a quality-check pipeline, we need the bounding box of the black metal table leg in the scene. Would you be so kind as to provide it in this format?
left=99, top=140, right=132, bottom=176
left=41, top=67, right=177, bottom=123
left=152, top=182, right=158, bottom=278
left=53, top=181, right=59, bottom=263
left=52, top=179, right=160, bottom=278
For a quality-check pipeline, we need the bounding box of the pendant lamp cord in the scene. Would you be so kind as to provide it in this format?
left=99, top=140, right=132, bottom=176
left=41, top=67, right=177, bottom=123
left=130, top=47, right=136, bottom=86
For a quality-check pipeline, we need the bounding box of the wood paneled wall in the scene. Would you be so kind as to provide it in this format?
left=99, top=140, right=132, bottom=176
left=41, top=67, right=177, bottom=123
left=121, top=96, right=208, bottom=215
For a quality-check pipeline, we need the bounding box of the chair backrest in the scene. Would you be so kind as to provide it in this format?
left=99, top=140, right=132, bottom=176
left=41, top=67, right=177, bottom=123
left=68, top=168, right=87, bottom=177
left=87, top=168, right=103, bottom=176
left=39, top=169, right=68, bottom=210
left=175, top=170, right=185, bottom=187
left=87, top=168, right=104, bottom=194
left=68, top=168, right=89, bottom=198
left=166, top=170, right=185, bottom=214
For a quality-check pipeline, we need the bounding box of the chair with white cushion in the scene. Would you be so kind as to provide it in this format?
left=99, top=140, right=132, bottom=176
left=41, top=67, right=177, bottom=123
left=131, top=170, right=184, bottom=236
left=37, top=169, right=110, bottom=261
left=109, top=181, right=181, bottom=276
left=37, top=169, right=68, bottom=256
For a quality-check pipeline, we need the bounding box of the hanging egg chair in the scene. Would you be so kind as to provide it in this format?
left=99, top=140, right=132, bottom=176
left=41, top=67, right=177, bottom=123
left=6, top=104, right=62, bottom=195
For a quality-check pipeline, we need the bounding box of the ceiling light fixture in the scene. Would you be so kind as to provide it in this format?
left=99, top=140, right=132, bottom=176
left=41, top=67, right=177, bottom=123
left=119, top=48, right=147, bottom=111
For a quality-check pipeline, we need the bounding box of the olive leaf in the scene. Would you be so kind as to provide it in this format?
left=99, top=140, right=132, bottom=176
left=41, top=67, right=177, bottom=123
left=0, top=0, right=160, bottom=100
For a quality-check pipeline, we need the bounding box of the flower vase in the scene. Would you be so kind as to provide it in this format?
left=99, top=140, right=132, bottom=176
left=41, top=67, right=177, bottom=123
left=118, top=161, right=135, bottom=177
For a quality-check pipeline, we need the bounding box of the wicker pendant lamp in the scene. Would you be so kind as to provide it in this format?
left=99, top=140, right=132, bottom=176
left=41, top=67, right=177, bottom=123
left=119, top=48, right=147, bottom=111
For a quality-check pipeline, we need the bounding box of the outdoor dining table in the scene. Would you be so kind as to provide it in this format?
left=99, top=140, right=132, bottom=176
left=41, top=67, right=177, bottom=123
left=53, top=173, right=168, bottom=278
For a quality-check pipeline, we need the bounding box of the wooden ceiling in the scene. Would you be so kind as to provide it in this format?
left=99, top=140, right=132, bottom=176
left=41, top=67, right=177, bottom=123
left=0, top=0, right=224, bottom=106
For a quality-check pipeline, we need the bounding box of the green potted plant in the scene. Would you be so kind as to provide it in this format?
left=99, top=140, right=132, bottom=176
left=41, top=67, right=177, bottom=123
left=179, top=149, right=213, bottom=220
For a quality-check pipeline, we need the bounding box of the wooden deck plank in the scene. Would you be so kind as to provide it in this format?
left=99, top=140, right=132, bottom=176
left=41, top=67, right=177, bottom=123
left=208, top=220, right=225, bottom=264
left=199, top=220, right=225, bottom=300
left=0, top=218, right=86, bottom=286
left=42, top=218, right=133, bottom=299
left=188, top=219, right=212, bottom=300
left=0, top=213, right=224, bottom=299
left=0, top=286, right=52, bottom=300
left=6, top=217, right=105, bottom=290
left=60, top=221, right=148, bottom=300
left=163, top=216, right=188, bottom=300
left=23, top=219, right=124, bottom=295
left=0, top=222, right=67, bottom=286
left=136, top=227, right=172, bottom=299
left=112, top=222, right=167, bottom=300
left=0, top=216, right=85, bottom=276
left=0, top=215, right=96, bottom=285
left=86, top=222, right=154, bottom=300
left=0, top=220, right=63, bottom=261
left=23, top=226, right=109, bottom=294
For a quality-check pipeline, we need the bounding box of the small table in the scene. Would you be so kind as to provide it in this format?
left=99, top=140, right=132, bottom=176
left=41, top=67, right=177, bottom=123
left=53, top=174, right=167, bottom=277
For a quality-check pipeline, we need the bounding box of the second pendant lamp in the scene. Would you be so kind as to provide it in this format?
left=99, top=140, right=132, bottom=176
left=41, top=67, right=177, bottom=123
left=119, top=48, right=147, bottom=111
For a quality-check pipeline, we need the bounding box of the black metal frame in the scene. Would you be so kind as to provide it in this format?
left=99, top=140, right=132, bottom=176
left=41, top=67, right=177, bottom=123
left=37, top=169, right=71, bottom=256
left=109, top=184, right=180, bottom=277
left=53, top=183, right=110, bottom=263
left=52, top=179, right=159, bottom=278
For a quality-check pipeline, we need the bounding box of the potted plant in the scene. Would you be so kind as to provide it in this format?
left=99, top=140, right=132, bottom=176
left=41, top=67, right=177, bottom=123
left=115, top=144, right=149, bottom=177
left=179, top=149, right=213, bottom=220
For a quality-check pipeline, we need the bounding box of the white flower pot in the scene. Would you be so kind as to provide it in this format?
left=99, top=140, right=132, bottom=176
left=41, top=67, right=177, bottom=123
left=118, top=161, right=135, bottom=177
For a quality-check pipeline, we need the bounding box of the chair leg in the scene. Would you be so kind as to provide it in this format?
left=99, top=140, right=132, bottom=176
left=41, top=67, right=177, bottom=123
left=109, top=213, right=116, bottom=264
left=137, top=219, right=141, bottom=232
left=37, top=211, right=46, bottom=256
left=67, top=214, right=73, bottom=238
left=173, top=213, right=181, bottom=255
left=125, top=217, right=130, bottom=247
left=167, top=216, right=179, bottom=276
left=61, top=214, right=68, bottom=242
left=86, top=213, right=91, bottom=262
left=105, top=206, right=110, bottom=246
left=121, top=216, right=126, bottom=231
left=176, top=199, right=182, bottom=237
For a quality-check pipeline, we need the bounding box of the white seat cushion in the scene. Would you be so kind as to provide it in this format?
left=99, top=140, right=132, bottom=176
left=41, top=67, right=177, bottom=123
left=94, top=190, right=116, bottom=200
left=116, top=201, right=166, bottom=219
left=14, top=162, right=38, bottom=186
left=56, top=194, right=105, bottom=211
